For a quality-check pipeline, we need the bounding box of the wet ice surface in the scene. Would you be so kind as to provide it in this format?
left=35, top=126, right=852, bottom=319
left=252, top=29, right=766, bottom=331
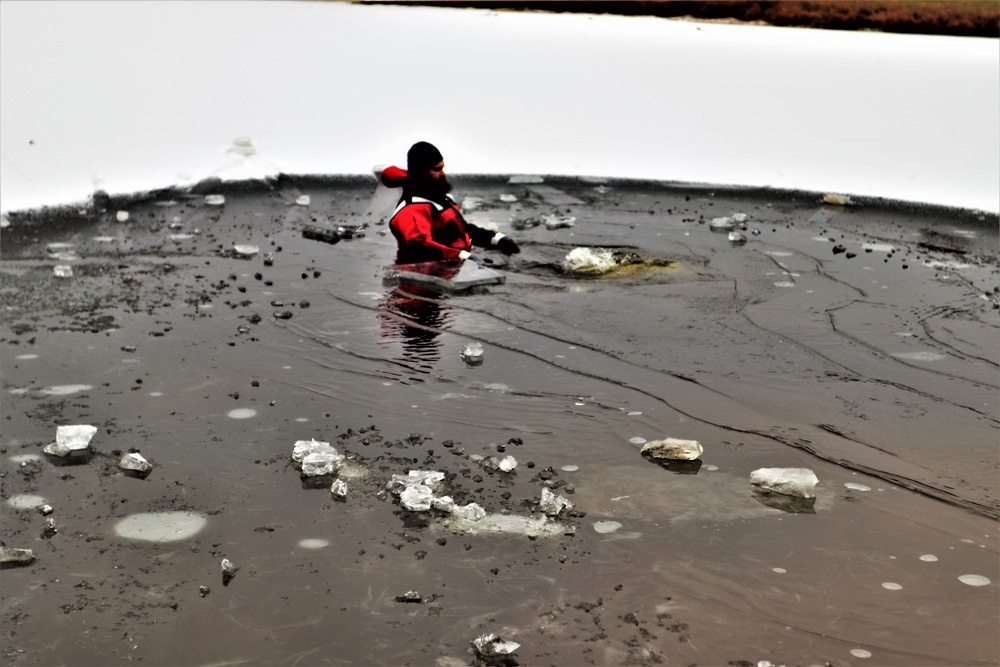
left=0, top=178, right=997, bottom=666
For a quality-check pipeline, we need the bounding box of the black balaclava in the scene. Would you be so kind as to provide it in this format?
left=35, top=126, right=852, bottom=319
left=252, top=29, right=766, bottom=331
left=404, top=141, right=451, bottom=204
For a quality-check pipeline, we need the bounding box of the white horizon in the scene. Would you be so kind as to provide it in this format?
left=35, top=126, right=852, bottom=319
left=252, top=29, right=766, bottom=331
left=1, top=1, right=998, bottom=214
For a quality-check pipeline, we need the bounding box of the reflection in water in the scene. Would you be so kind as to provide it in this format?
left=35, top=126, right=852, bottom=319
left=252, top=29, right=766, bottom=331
left=378, top=282, right=453, bottom=380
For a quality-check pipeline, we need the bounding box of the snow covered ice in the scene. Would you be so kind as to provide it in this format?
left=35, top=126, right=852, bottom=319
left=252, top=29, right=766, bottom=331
left=750, top=467, right=819, bottom=499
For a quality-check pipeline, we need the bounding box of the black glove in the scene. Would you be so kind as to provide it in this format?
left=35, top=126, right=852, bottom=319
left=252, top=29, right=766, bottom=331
left=496, top=236, right=520, bottom=255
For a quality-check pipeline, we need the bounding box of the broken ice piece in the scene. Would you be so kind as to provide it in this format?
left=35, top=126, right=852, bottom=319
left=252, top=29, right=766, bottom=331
left=0, top=547, right=36, bottom=568
left=750, top=467, right=818, bottom=499
left=44, top=424, right=97, bottom=457
left=233, top=244, right=259, bottom=258
left=301, top=450, right=343, bottom=477
left=731, top=213, right=748, bottom=223
left=709, top=216, right=735, bottom=232
left=728, top=231, right=747, bottom=245
left=400, top=484, right=434, bottom=511
left=53, top=266, right=73, bottom=278
left=295, top=195, right=310, bottom=206
left=450, top=502, right=486, bottom=523
left=823, top=193, right=851, bottom=206
left=221, top=558, right=239, bottom=585
left=461, top=342, right=484, bottom=365
left=472, top=633, right=521, bottom=659
left=543, top=214, right=576, bottom=230
left=330, top=478, right=348, bottom=499
left=291, top=439, right=335, bottom=463
left=395, top=591, right=423, bottom=603
left=641, top=437, right=703, bottom=461
left=116, top=211, right=129, bottom=222
left=204, top=194, right=225, bottom=206
left=38, top=504, right=54, bottom=516
left=497, top=455, right=517, bottom=472
left=41, top=518, right=58, bottom=539
left=539, top=487, right=574, bottom=517
left=119, top=452, right=153, bottom=474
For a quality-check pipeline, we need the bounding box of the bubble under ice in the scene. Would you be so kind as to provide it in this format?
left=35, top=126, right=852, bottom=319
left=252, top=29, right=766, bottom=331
left=114, top=512, right=207, bottom=542
left=227, top=408, right=257, bottom=419
left=297, top=538, right=330, bottom=549
left=6, top=494, right=47, bottom=510
left=958, top=574, right=991, bottom=586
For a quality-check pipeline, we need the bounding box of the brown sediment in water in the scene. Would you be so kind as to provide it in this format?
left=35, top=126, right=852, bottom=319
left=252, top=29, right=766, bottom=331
left=1, top=175, right=997, bottom=665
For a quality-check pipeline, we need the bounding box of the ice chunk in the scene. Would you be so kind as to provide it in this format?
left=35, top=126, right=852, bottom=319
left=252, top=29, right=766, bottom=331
left=233, top=244, right=259, bottom=258
left=119, top=452, right=153, bottom=474
left=395, top=590, right=423, bottom=603
left=461, top=342, right=484, bottom=365
left=204, top=194, right=225, bottom=206
left=450, top=502, right=486, bottom=523
left=301, top=450, right=343, bottom=477
left=709, top=216, right=735, bottom=232
left=497, top=455, right=517, bottom=472
left=823, top=193, right=851, bottom=206
left=641, top=437, right=703, bottom=461
left=750, top=467, right=818, bottom=499
left=291, top=439, right=334, bottom=463
left=404, top=470, right=445, bottom=491
left=295, top=195, right=310, bottom=206
left=330, top=478, right=348, bottom=499
left=472, top=633, right=521, bottom=659
left=731, top=213, right=748, bottom=223
left=432, top=495, right=457, bottom=513
left=562, top=247, right=617, bottom=275
left=543, top=214, right=576, bottom=229
left=539, top=487, right=574, bottom=517
left=53, top=265, right=73, bottom=278
left=116, top=210, right=129, bottom=222
left=221, top=558, right=239, bottom=585
left=41, top=518, right=58, bottom=539
left=231, top=136, right=256, bottom=156
left=0, top=547, right=36, bottom=567
left=44, top=424, right=97, bottom=457
left=400, top=484, right=434, bottom=511
left=728, top=231, right=748, bottom=244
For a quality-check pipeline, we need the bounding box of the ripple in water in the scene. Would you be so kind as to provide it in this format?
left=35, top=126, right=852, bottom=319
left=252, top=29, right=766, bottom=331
left=114, top=511, right=207, bottom=542
left=227, top=408, right=257, bottom=419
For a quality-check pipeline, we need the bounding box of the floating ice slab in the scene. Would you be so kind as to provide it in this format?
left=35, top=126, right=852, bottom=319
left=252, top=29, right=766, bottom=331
left=751, top=467, right=819, bottom=499
left=641, top=437, right=703, bottom=461
left=709, top=216, right=735, bottom=232
left=119, top=452, right=153, bottom=474
left=400, top=484, right=434, bottom=511
left=472, top=633, right=521, bottom=659
left=461, top=342, right=484, bottom=365
left=439, top=512, right=572, bottom=537
left=291, top=439, right=334, bottom=463
left=384, top=260, right=504, bottom=294
left=330, top=478, right=348, bottom=498
left=301, top=450, right=343, bottom=477
left=0, top=547, right=36, bottom=567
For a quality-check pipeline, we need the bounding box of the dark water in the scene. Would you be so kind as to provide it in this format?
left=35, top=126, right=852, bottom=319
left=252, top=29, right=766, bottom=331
left=1, top=177, right=997, bottom=665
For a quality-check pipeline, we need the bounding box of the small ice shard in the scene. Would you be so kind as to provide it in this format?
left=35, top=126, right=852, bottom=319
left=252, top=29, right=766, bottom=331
left=301, top=450, right=343, bottom=477
left=709, top=216, right=735, bottom=232
left=641, top=437, right=703, bottom=461
left=231, top=136, right=256, bottom=156
left=539, top=487, right=573, bottom=517
left=221, top=558, right=239, bottom=585
left=731, top=213, right=748, bottom=223
left=44, top=424, right=97, bottom=457
left=233, top=244, right=259, bottom=258
left=472, top=634, right=521, bottom=660
left=400, top=484, right=434, bottom=511
left=844, top=483, right=871, bottom=492
left=451, top=502, right=487, bottom=523
left=119, top=452, right=153, bottom=474
left=543, top=214, right=576, bottom=229
left=41, top=518, right=58, bottom=539
left=330, top=478, right=348, bottom=499
left=432, top=495, right=457, bottom=513
left=728, top=231, right=748, bottom=244
left=0, top=547, right=36, bottom=567
left=497, top=455, right=517, bottom=472
left=395, top=591, right=423, bottom=603
left=499, top=193, right=518, bottom=202
left=295, top=195, right=310, bottom=206
left=53, top=265, right=73, bottom=278
left=823, top=193, right=851, bottom=206
left=204, top=194, right=225, bottom=206
left=38, top=504, right=54, bottom=516
left=116, top=210, right=129, bottom=222
left=461, top=342, right=484, bottom=365
left=751, top=468, right=818, bottom=499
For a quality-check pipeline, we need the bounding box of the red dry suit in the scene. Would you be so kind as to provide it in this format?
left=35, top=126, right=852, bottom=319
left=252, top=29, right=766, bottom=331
left=380, top=166, right=507, bottom=264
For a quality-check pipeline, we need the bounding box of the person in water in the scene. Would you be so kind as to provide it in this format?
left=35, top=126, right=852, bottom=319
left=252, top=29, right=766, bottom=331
left=378, top=141, right=520, bottom=264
